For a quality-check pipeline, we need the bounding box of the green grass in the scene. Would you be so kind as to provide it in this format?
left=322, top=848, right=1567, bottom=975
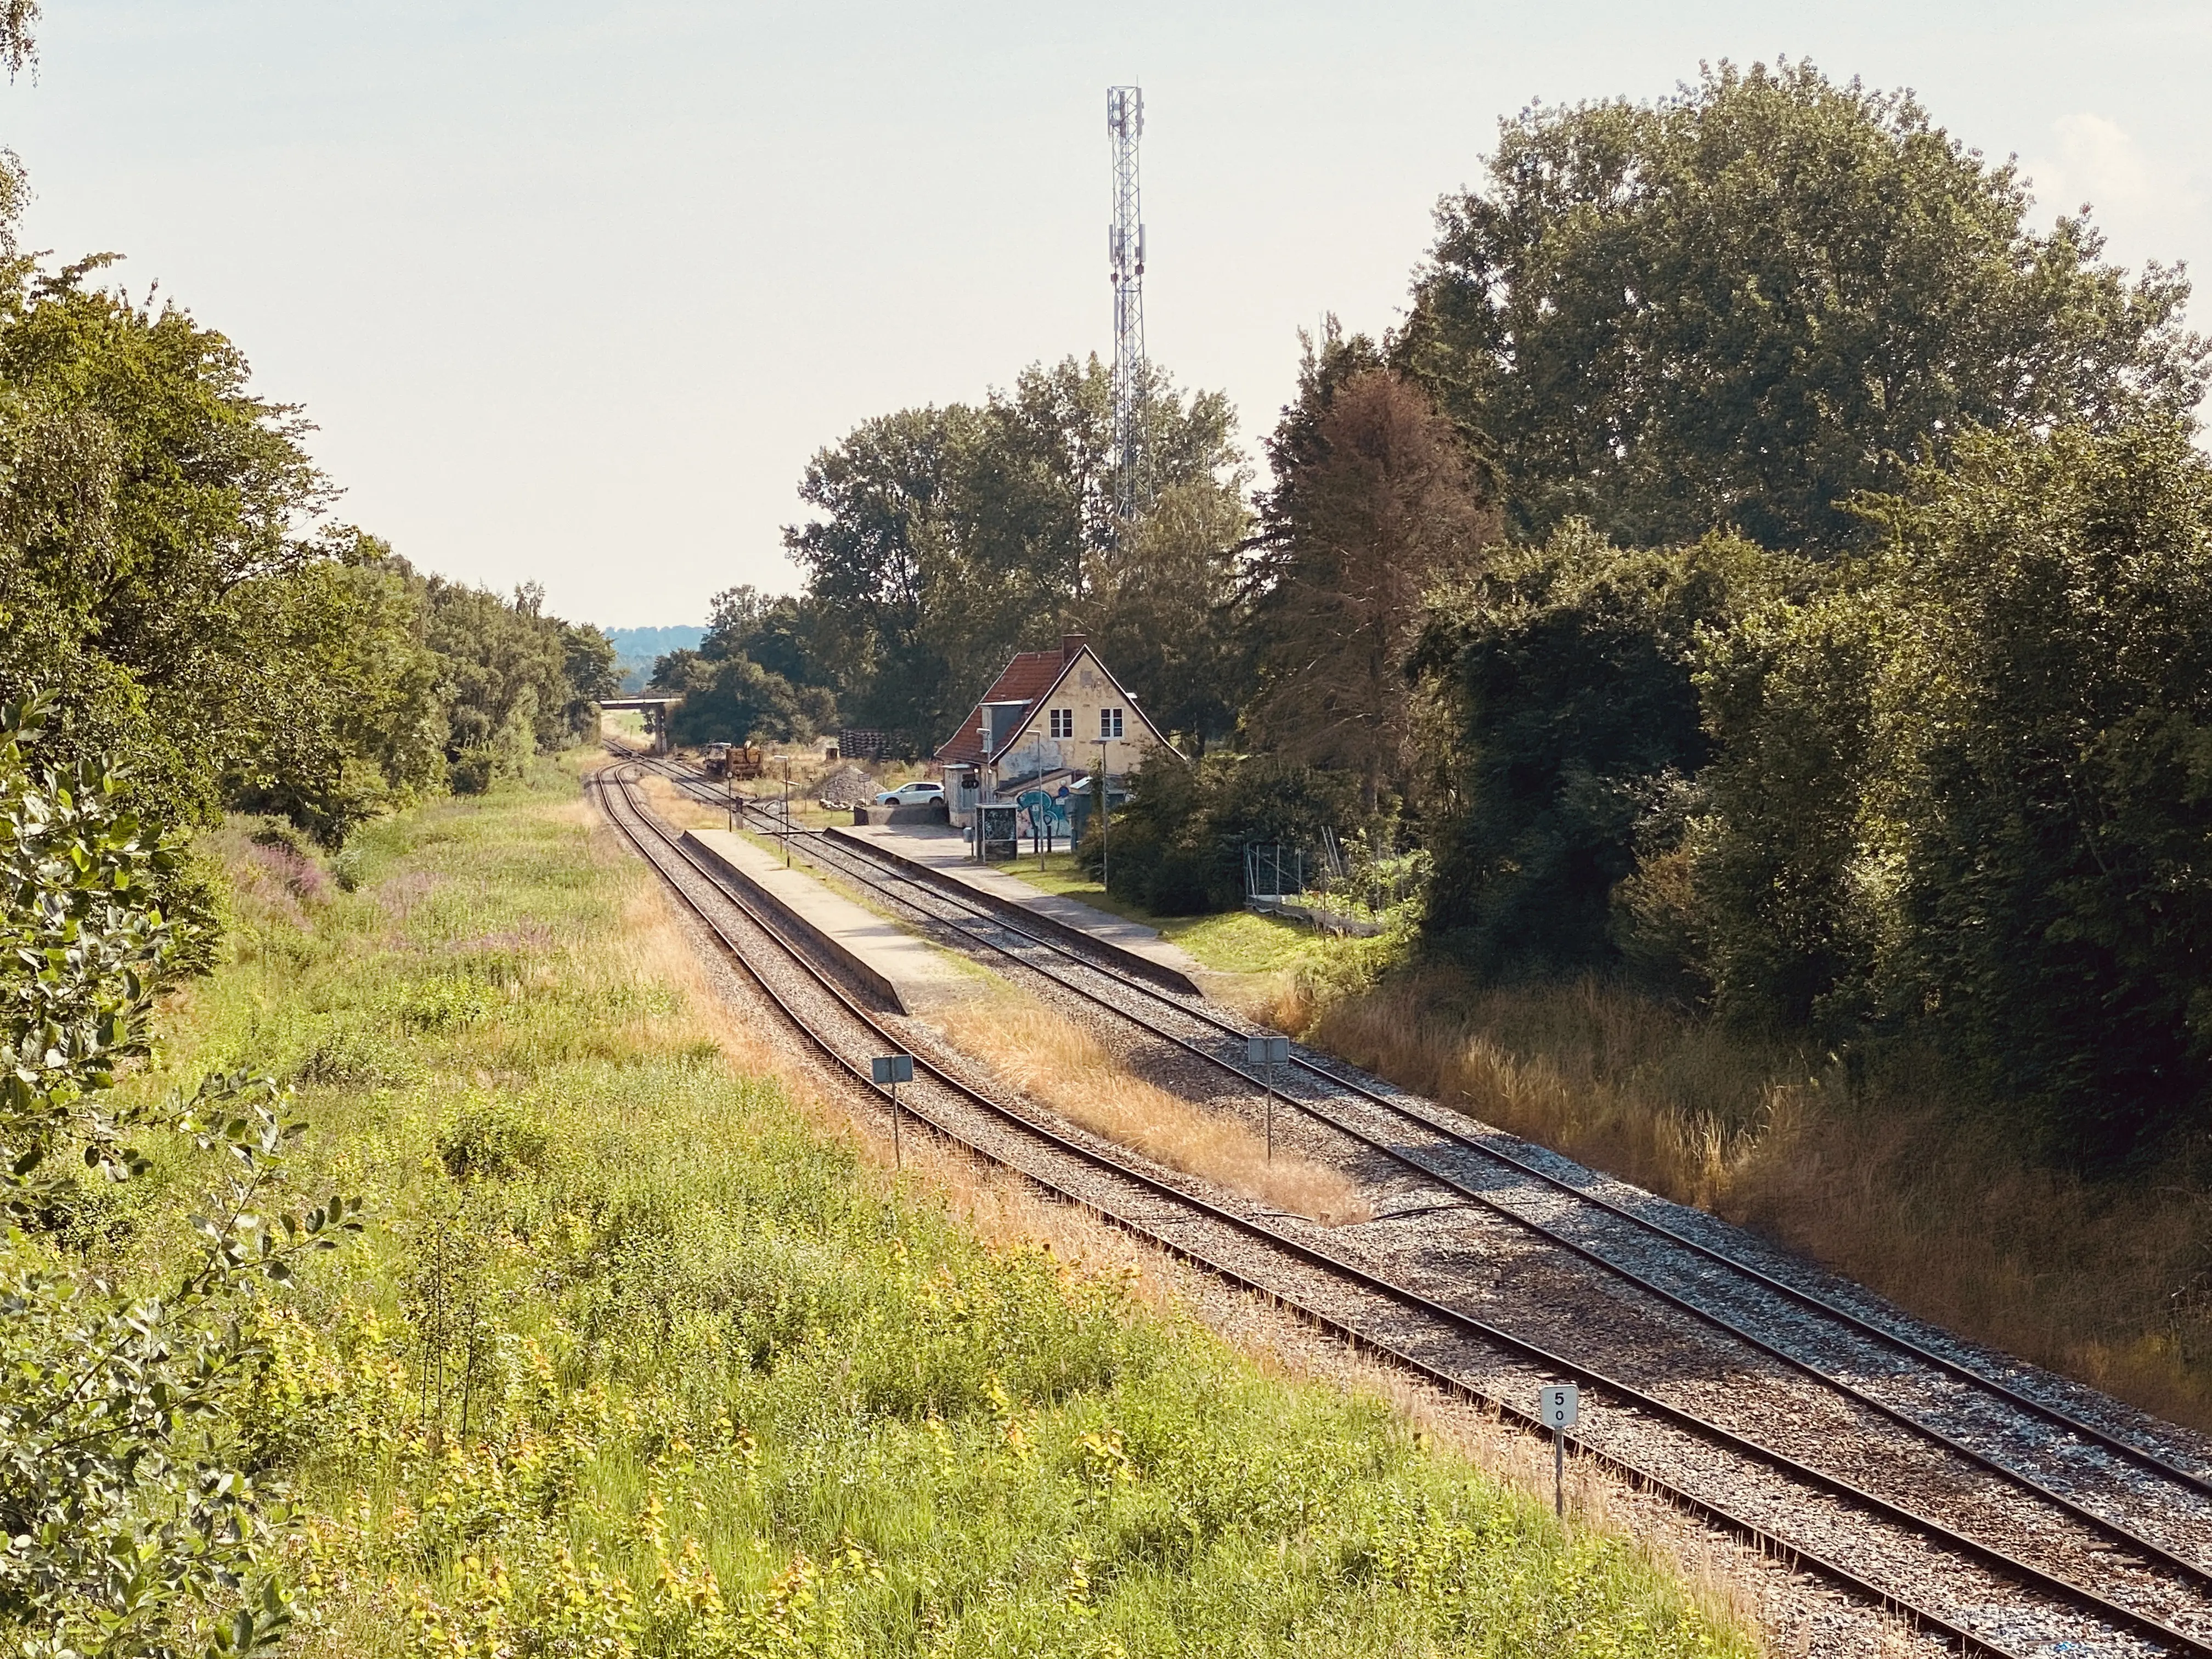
left=114, top=762, right=1754, bottom=1658
left=998, top=851, right=1352, bottom=977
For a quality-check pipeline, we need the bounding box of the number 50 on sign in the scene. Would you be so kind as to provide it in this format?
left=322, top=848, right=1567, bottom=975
left=1538, top=1384, right=1579, bottom=1428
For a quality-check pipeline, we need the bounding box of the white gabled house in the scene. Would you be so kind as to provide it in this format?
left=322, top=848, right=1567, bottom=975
left=934, top=633, right=1177, bottom=827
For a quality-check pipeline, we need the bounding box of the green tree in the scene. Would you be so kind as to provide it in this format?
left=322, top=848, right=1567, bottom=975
left=1400, top=59, right=2209, bottom=554
left=419, top=577, right=611, bottom=792
left=222, top=537, right=448, bottom=845
left=1079, top=476, right=1250, bottom=749
left=0, top=161, right=616, bottom=843
left=1679, top=420, right=2212, bottom=1163
left=0, top=246, right=336, bottom=831
left=785, top=357, right=1248, bottom=749
left=1413, top=523, right=1774, bottom=977
left=650, top=649, right=832, bottom=747
left=698, top=584, right=839, bottom=693
left=783, top=404, right=968, bottom=746
left=1677, top=576, right=1886, bottom=1029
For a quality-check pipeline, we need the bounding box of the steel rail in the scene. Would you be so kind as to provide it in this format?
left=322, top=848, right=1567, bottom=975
left=733, top=794, right=2212, bottom=1595
left=591, top=761, right=2210, bottom=1658
left=652, top=751, right=2212, bottom=1511
left=639, top=751, right=2212, bottom=1590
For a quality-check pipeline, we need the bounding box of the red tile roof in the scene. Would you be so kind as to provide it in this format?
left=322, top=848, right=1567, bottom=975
left=934, top=648, right=1069, bottom=765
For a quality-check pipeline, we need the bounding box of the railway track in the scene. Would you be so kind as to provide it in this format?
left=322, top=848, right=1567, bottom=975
left=652, top=755, right=2212, bottom=1542
left=648, top=761, right=2212, bottom=1472
left=599, top=753, right=2212, bottom=1655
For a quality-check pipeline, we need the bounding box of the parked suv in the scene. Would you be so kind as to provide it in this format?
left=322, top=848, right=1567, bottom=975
left=874, top=781, right=945, bottom=806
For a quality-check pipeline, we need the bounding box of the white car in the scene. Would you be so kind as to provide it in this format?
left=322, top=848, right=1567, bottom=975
left=873, top=781, right=945, bottom=806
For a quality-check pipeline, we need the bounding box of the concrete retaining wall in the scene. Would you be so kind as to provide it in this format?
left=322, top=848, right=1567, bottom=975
left=849, top=803, right=953, bottom=827
left=679, top=830, right=915, bottom=1014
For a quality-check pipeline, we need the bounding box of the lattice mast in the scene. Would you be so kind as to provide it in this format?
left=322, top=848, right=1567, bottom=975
left=1107, top=85, right=1147, bottom=529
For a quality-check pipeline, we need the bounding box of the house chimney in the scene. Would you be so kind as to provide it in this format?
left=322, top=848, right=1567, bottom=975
left=1061, top=631, right=1087, bottom=662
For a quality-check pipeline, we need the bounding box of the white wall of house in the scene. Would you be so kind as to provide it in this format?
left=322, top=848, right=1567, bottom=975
left=995, top=650, right=1152, bottom=785
left=939, top=649, right=1158, bottom=826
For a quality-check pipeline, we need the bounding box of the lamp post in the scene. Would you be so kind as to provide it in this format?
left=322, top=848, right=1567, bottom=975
left=1031, top=730, right=1047, bottom=866
left=781, top=754, right=792, bottom=867
left=1095, top=736, right=1109, bottom=890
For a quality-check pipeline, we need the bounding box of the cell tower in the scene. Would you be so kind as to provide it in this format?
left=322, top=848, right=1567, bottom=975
left=1106, top=85, right=1147, bottom=529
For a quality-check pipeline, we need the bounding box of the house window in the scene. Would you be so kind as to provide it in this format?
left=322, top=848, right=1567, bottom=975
left=1100, top=708, right=1124, bottom=739
left=1049, top=708, right=1073, bottom=738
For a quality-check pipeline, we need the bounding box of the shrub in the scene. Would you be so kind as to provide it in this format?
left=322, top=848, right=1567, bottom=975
left=438, top=1099, right=554, bottom=1181
left=1082, top=750, right=1358, bottom=915
left=1, top=697, right=360, bottom=1656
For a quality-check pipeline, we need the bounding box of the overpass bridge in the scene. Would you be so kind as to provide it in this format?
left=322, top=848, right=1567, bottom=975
left=598, top=695, right=679, bottom=754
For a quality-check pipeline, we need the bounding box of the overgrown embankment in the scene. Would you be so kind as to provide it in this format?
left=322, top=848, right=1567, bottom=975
left=114, top=766, right=1753, bottom=1657
left=1268, top=966, right=2212, bottom=1433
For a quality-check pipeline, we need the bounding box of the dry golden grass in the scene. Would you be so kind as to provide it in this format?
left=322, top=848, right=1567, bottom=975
left=624, top=766, right=727, bottom=833
left=933, top=987, right=1369, bottom=1226
left=1273, top=964, right=2212, bottom=1433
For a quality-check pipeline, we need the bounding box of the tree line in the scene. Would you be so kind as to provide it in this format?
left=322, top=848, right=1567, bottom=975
left=753, top=61, right=2212, bottom=1166
left=0, top=165, right=617, bottom=853
left=0, top=37, right=612, bottom=1645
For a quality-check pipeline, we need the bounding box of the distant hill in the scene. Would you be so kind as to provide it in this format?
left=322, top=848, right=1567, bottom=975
left=602, top=624, right=704, bottom=692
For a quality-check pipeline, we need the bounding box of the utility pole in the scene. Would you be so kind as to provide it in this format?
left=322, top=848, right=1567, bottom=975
left=1107, top=85, right=1147, bottom=535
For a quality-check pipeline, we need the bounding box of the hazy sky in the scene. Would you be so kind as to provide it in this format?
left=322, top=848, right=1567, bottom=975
left=7, top=2, right=2210, bottom=627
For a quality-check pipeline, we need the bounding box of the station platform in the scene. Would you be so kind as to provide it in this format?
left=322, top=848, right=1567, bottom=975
left=826, top=823, right=1209, bottom=998
left=680, top=828, right=973, bottom=1016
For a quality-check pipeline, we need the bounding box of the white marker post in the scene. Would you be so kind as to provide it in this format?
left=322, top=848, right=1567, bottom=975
left=1538, top=1384, right=1579, bottom=1518
left=1246, top=1035, right=1290, bottom=1161
left=871, top=1054, right=914, bottom=1166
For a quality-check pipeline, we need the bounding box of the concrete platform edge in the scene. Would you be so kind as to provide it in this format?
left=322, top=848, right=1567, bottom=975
left=679, top=829, right=913, bottom=1015
left=824, top=825, right=1206, bottom=998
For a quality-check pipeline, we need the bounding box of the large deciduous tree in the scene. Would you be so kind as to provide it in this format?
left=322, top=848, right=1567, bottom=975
left=785, top=357, right=1247, bottom=751
left=648, top=588, right=837, bottom=747
left=1689, top=419, right=2212, bottom=1164
left=1399, top=59, right=2209, bottom=554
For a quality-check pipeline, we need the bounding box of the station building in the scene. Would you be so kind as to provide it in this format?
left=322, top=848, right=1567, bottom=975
left=934, top=633, right=1176, bottom=829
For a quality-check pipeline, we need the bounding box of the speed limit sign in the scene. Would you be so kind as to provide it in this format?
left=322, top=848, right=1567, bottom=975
left=1538, top=1384, right=1580, bottom=1516
left=1539, top=1384, right=1579, bottom=1428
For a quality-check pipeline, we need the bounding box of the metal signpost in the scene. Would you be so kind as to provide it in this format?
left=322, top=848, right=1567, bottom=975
left=1538, top=1384, right=1580, bottom=1517
left=871, top=1053, right=914, bottom=1166
left=1246, top=1034, right=1289, bottom=1161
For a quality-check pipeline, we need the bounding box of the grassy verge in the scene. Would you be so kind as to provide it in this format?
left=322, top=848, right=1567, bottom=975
left=1270, top=966, right=2212, bottom=1433
left=112, top=763, right=1754, bottom=1658
left=929, top=983, right=1369, bottom=1225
